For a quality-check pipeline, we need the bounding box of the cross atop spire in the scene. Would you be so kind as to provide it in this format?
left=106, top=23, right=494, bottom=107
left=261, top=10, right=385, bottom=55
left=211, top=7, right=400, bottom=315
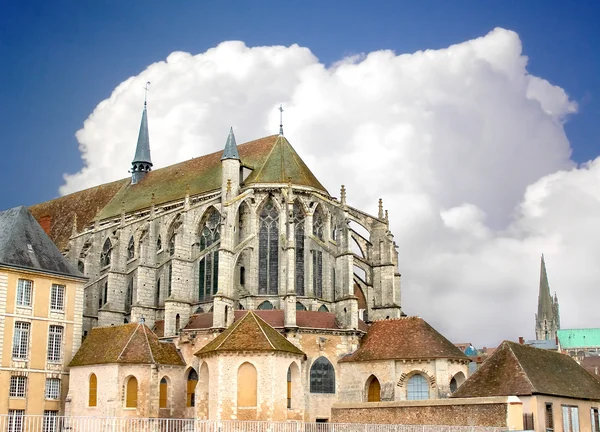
left=279, top=104, right=284, bottom=136
left=143, top=81, right=151, bottom=106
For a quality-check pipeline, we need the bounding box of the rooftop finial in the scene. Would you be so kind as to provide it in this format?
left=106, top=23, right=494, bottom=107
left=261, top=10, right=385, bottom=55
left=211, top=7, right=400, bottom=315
left=340, top=185, right=346, bottom=205
left=279, top=104, right=284, bottom=136
left=143, top=81, right=151, bottom=106
left=378, top=198, right=384, bottom=219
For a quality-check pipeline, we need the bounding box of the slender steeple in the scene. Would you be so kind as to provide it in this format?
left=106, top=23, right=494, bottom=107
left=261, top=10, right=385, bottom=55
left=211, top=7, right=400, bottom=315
left=535, top=254, right=560, bottom=341
left=131, top=81, right=153, bottom=185
left=221, top=127, right=240, bottom=160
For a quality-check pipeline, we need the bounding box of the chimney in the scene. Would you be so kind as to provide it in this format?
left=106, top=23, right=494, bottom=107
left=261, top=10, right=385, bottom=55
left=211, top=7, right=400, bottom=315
left=518, top=336, right=524, bottom=344
left=39, top=215, right=51, bottom=235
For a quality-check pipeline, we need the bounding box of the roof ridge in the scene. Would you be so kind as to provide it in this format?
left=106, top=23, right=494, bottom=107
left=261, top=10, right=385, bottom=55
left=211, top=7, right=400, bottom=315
left=117, top=323, right=142, bottom=361
left=142, top=324, right=156, bottom=364
left=249, top=135, right=280, bottom=184
left=213, top=312, right=247, bottom=350
left=251, top=312, right=276, bottom=350
left=505, top=341, right=537, bottom=393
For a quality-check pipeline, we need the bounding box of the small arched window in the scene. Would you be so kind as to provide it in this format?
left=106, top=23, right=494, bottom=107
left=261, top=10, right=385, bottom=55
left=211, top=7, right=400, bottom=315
left=127, top=236, right=135, bottom=260
left=187, top=369, right=198, bottom=407
left=257, top=301, right=274, bottom=310
left=310, top=357, right=335, bottom=394
left=100, top=238, right=112, bottom=267
left=237, top=362, right=257, bottom=407
left=367, top=376, right=381, bottom=402
left=78, top=260, right=85, bottom=274
left=89, top=373, right=97, bottom=407
left=159, top=377, right=168, bottom=408
left=296, top=302, right=307, bottom=311
left=313, top=206, right=324, bottom=240
left=168, top=234, right=176, bottom=256
left=318, top=304, right=329, bottom=313
left=407, top=374, right=429, bottom=400
left=156, top=235, right=162, bottom=252
left=125, top=376, right=138, bottom=408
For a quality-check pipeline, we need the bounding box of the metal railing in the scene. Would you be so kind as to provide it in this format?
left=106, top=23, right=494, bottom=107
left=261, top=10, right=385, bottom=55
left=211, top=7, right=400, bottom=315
left=0, top=416, right=508, bottom=432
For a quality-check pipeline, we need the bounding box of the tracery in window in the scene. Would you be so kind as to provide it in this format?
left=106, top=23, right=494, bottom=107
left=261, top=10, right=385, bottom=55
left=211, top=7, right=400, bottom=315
left=310, top=357, right=335, bottom=394
left=198, top=208, right=221, bottom=302
left=127, top=236, right=135, bottom=260
left=313, top=206, right=324, bottom=240
left=293, top=202, right=305, bottom=295
left=258, top=198, right=279, bottom=295
left=100, top=238, right=111, bottom=267
left=313, top=250, right=323, bottom=298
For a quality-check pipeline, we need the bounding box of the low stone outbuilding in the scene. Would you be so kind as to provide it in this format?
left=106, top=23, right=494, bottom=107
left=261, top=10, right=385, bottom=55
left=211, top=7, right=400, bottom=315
left=194, top=311, right=306, bottom=421
left=66, top=322, right=185, bottom=418
left=452, top=340, right=600, bottom=432
left=338, top=317, right=470, bottom=402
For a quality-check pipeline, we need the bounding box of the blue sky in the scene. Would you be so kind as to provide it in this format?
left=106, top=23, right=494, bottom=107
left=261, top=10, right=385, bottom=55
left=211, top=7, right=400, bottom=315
left=0, top=1, right=599, bottom=210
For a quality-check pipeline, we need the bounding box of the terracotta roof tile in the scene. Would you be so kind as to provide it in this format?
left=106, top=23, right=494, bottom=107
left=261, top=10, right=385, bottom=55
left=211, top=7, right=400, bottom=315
left=195, top=311, right=304, bottom=357
left=452, top=341, right=600, bottom=400
left=153, top=320, right=165, bottom=338
left=340, top=317, right=468, bottom=362
left=70, top=323, right=184, bottom=367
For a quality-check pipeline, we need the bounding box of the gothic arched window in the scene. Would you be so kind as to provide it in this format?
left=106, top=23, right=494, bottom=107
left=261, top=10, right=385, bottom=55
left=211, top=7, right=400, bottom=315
left=198, top=209, right=221, bottom=302
left=296, top=302, right=307, bottom=311
left=407, top=374, right=429, bottom=400
left=168, top=234, right=176, bottom=256
left=313, top=206, right=324, bottom=240
left=258, top=198, right=279, bottom=295
left=159, top=377, right=168, bottom=409
left=125, top=277, right=133, bottom=312
left=257, top=301, right=274, bottom=310
left=313, top=250, right=323, bottom=298
left=156, top=235, right=162, bottom=252
left=293, top=202, right=305, bottom=295
left=100, top=238, right=112, bottom=267
left=310, top=356, right=335, bottom=394
left=187, top=369, right=198, bottom=407
left=127, top=236, right=135, bottom=260
left=318, top=304, right=329, bottom=313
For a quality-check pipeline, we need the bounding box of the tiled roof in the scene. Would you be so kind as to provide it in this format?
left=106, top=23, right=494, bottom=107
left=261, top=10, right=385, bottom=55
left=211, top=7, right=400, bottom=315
left=452, top=341, right=600, bottom=400
left=184, top=310, right=368, bottom=331
left=153, top=320, right=165, bottom=338
left=70, top=322, right=184, bottom=367
left=558, top=328, right=600, bottom=349
left=340, top=317, right=468, bottom=362
left=195, top=311, right=305, bottom=357
left=0, top=206, right=86, bottom=280
left=29, top=179, right=127, bottom=250
left=582, top=357, right=600, bottom=381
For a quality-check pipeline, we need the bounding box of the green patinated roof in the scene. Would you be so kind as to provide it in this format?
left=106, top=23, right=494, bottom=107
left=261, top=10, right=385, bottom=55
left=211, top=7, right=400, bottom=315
left=195, top=311, right=305, bottom=357
left=558, top=329, right=600, bottom=349
left=96, top=134, right=327, bottom=220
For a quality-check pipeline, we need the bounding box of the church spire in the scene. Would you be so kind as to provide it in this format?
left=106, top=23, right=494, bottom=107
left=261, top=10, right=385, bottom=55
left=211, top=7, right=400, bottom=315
left=221, top=127, right=240, bottom=160
left=131, top=81, right=153, bottom=185
left=535, top=254, right=560, bottom=341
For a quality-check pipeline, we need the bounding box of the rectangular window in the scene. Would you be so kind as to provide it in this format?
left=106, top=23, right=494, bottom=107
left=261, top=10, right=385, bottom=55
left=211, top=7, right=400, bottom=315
left=16, top=279, right=32, bottom=307
left=7, top=410, right=24, bottom=432
left=43, top=411, right=59, bottom=432
left=45, top=378, right=61, bottom=399
left=546, top=402, right=554, bottom=430
left=9, top=376, right=27, bottom=398
left=562, top=405, right=580, bottom=432
left=47, top=325, right=63, bottom=362
left=592, top=408, right=600, bottom=432
left=50, top=284, right=65, bottom=311
left=12, top=322, right=30, bottom=359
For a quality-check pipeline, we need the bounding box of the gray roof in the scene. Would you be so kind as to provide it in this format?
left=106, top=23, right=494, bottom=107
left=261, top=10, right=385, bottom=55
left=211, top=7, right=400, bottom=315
left=537, top=254, right=554, bottom=319
left=132, top=104, right=152, bottom=165
left=524, top=339, right=558, bottom=350
left=221, top=127, right=240, bottom=160
left=0, top=206, right=86, bottom=279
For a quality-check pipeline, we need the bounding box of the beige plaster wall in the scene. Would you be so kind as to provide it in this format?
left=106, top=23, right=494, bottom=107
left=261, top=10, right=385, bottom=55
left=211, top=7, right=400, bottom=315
left=523, top=394, right=600, bottom=432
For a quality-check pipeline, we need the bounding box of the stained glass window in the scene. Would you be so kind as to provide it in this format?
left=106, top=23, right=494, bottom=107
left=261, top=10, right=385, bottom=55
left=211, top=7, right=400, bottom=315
left=310, top=357, right=335, bottom=394
left=313, top=207, right=324, bottom=240
left=293, top=203, right=305, bottom=295
left=259, top=198, right=279, bottom=295
left=100, top=238, right=111, bottom=267
left=198, top=209, right=221, bottom=301
left=313, top=251, right=323, bottom=298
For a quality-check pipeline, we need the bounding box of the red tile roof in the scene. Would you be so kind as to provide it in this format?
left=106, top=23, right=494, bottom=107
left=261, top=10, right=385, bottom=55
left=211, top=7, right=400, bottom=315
left=452, top=341, right=600, bottom=400
left=340, top=317, right=468, bottom=362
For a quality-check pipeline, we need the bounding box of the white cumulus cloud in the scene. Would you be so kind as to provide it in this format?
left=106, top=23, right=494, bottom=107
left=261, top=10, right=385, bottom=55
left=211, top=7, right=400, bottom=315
left=61, top=28, right=598, bottom=347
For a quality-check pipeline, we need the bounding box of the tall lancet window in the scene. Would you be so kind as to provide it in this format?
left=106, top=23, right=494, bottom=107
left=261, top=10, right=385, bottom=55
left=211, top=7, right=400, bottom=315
left=127, top=236, right=135, bottom=260
left=293, top=202, right=305, bottom=295
left=313, top=250, right=323, bottom=298
left=259, top=198, right=279, bottom=295
left=313, top=206, right=324, bottom=240
left=198, top=209, right=221, bottom=301
left=100, top=238, right=112, bottom=267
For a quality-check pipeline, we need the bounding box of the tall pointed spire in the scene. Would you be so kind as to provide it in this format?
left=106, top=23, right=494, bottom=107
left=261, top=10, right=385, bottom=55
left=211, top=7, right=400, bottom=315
left=537, top=254, right=552, bottom=318
left=131, top=81, right=153, bottom=184
left=221, top=127, right=240, bottom=160
left=535, top=254, right=560, bottom=341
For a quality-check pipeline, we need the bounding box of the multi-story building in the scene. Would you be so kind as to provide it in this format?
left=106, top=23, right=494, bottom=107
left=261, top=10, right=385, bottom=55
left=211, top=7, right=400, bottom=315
left=0, top=206, right=86, bottom=423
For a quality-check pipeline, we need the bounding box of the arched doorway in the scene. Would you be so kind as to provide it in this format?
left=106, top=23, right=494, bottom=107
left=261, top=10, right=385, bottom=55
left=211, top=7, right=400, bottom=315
left=366, top=375, right=381, bottom=402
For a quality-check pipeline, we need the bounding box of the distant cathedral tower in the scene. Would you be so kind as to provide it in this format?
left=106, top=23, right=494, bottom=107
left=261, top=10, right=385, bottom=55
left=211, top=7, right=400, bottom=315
left=535, top=254, right=560, bottom=341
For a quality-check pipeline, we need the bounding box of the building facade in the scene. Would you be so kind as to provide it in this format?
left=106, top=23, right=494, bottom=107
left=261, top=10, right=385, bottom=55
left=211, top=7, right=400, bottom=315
left=0, top=207, right=86, bottom=421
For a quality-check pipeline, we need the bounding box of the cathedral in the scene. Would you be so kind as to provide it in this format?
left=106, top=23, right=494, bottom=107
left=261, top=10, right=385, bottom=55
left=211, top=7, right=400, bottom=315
left=29, top=101, right=469, bottom=421
left=535, top=255, right=560, bottom=342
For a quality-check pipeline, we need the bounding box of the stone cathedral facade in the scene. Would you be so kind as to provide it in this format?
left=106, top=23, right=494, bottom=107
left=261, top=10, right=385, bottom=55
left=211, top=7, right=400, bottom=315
left=29, top=103, right=469, bottom=421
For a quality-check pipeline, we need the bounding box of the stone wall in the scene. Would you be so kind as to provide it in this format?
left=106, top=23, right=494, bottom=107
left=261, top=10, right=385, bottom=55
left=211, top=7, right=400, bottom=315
left=331, top=397, right=524, bottom=428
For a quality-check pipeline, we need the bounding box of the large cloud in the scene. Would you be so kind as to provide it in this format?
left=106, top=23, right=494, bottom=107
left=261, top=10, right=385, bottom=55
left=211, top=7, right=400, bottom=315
left=62, top=28, right=594, bottom=347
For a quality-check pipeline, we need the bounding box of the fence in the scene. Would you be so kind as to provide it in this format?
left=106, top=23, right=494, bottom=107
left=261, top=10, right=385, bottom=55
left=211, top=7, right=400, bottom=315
left=0, top=416, right=509, bottom=432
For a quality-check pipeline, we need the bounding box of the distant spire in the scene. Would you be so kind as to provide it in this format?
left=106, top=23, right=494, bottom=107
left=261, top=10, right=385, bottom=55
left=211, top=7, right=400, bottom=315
left=221, top=127, right=240, bottom=160
left=535, top=254, right=560, bottom=341
left=537, top=254, right=552, bottom=318
left=279, top=104, right=284, bottom=136
left=131, top=81, right=153, bottom=184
